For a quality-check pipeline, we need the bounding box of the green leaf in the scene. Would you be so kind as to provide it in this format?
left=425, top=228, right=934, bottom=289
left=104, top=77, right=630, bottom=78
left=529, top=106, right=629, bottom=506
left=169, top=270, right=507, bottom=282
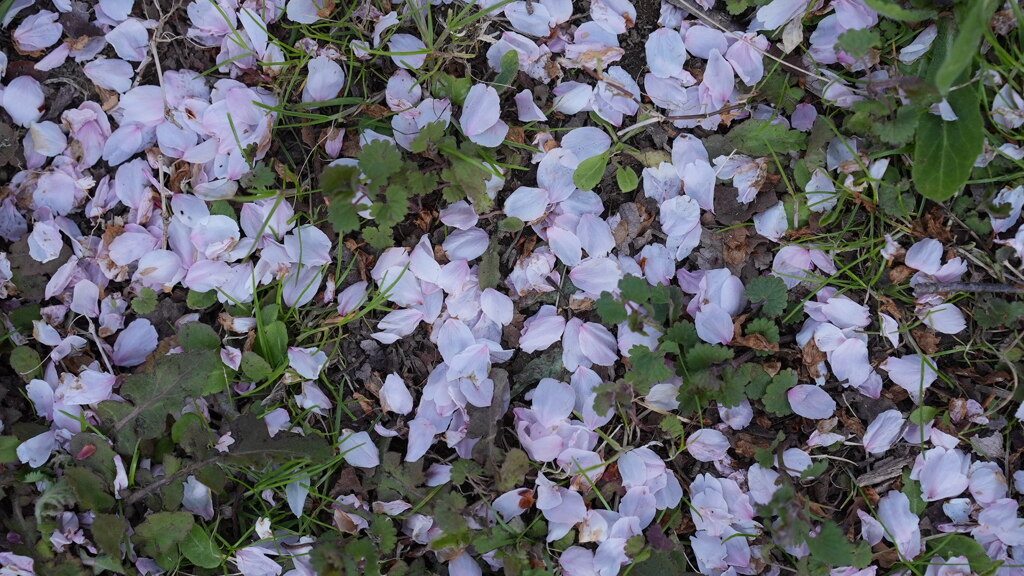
left=686, top=344, right=734, bottom=371
left=745, top=276, right=788, bottom=317
left=179, top=322, right=220, bottom=351
left=902, top=470, right=927, bottom=515
left=908, top=405, right=939, bottom=426
left=179, top=525, right=221, bottom=569
left=619, top=275, right=652, bottom=303
left=433, top=73, right=472, bottom=106
left=371, top=183, right=410, bottom=229
left=328, top=201, right=362, bottom=234
left=359, top=140, right=404, bottom=187
left=806, top=521, right=859, bottom=567
left=131, top=287, right=159, bottom=314
left=410, top=121, right=447, bottom=154
left=913, top=83, right=984, bottom=201
left=96, top=351, right=221, bottom=449
left=362, top=225, right=395, bottom=249
left=763, top=369, right=797, bottom=416
left=746, top=317, right=780, bottom=344
left=240, top=162, right=277, bottom=190
left=499, top=217, right=524, bottom=232
left=66, top=467, right=115, bottom=512
left=595, top=292, right=628, bottom=325
left=241, top=351, right=274, bottom=381
left=133, top=512, right=194, bottom=559
left=226, top=412, right=333, bottom=465
left=9, top=346, right=41, bottom=382
left=927, top=534, right=999, bottom=576
left=493, top=49, right=520, bottom=92
left=257, top=320, right=289, bottom=367
left=626, top=346, right=672, bottom=394
left=934, top=0, right=999, bottom=95
left=615, top=166, right=639, bottom=192
left=371, top=515, right=399, bottom=555
left=863, top=0, right=934, bottom=22
left=574, top=153, right=608, bottom=191
left=0, top=436, right=19, bottom=463
left=836, top=28, right=880, bottom=59
left=498, top=449, right=533, bottom=492
left=92, top=514, right=128, bottom=557
left=186, top=289, right=218, bottom=310
left=726, top=119, right=807, bottom=156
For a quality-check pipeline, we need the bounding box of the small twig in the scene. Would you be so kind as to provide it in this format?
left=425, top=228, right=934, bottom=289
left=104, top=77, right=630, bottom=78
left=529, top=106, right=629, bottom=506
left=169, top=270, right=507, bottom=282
left=85, top=318, right=116, bottom=375
left=913, top=282, right=1024, bottom=296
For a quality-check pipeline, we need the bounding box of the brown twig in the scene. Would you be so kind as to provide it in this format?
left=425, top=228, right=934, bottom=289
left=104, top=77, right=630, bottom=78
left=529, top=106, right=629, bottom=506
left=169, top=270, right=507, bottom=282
left=913, top=282, right=1024, bottom=296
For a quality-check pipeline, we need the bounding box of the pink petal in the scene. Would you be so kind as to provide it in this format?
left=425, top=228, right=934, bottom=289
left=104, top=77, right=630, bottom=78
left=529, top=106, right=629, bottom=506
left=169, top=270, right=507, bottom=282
left=112, top=318, right=158, bottom=367
left=338, top=430, right=379, bottom=468
left=787, top=384, right=836, bottom=419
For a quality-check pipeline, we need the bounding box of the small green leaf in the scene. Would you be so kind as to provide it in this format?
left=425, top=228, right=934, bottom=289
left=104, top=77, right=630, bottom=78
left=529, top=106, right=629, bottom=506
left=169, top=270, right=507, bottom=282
left=9, top=346, right=41, bottom=382
left=178, top=323, right=220, bottom=352
left=746, top=317, right=780, bottom=344
left=908, top=405, right=939, bottom=426
left=371, top=515, right=399, bottom=555
left=328, top=201, right=361, bottom=234
left=257, top=320, right=289, bottom=367
left=433, top=73, right=472, bottom=106
left=686, top=344, right=735, bottom=371
left=596, top=292, right=628, bottom=325
left=619, top=275, right=652, bottom=303
left=179, top=525, right=221, bottom=569
left=499, top=217, right=524, bottom=232
left=133, top=512, right=194, bottom=559
left=498, top=449, right=533, bottom=492
left=0, top=436, right=21, bottom=463
left=131, top=287, right=158, bottom=314
left=615, top=166, right=639, bottom=193
left=806, top=521, right=859, bottom=567
left=574, top=153, right=608, bottom=191
left=359, top=140, right=404, bottom=186
left=836, top=28, right=880, bottom=59
left=913, top=83, right=984, bottom=202
left=626, top=346, right=672, bottom=394
left=493, top=49, right=520, bottom=92
left=746, top=276, right=788, bottom=317
left=727, top=119, right=807, bottom=156
left=186, top=289, right=218, bottom=310
left=763, top=369, right=797, bottom=416
left=902, top=470, right=927, bottom=515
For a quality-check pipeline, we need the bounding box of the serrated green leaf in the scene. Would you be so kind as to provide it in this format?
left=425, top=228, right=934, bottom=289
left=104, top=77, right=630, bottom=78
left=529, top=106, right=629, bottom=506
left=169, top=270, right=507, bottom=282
left=913, top=82, right=984, bottom=201
left=686, top=344, right=734, bottom=371
left=619, top=275, right=652, bottom=303
left=131, top=287, right=158, bottom=314
left=92, top=513, right=127, bottom=557
left=498, top=449, right=533, bottom=492
left=837, top=28, right=880, bottom=59
left=763, top=369, right=797, bottom=416
left=410, top=121, right=448, bottom=154
left=596, top=292, right=628, bottom=325
left=97, top=351, right=220, bottom=449
left=746, top=276, right=788, bottom=317
left=806, top=521, right=858, bottom=566
left=179, top=525, right=221, bottom=569
left=328, top=200, right=361, bottom=234
left=134, top=512, right=194, bottom=559
left=226, top=412, right=332, bottom=465
left=66, top=467, right=115, bottom=512
left=9, top=345, right=41, bottom=382
left=727, top=119, right=807, bottom=156
left=616, top=166, right=639, bottom=193
left=371, top=515, right=399, bottom=555
left=746, top=317, right=780, bottom=344
left=359, top=140, right=404, bottom=187
left=626, top=346, right=672, bottom=394
left=574, top=153, right=608, bottom=191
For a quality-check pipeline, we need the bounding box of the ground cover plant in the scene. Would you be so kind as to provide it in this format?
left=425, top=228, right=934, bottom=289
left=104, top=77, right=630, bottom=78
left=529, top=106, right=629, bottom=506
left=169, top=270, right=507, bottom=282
left=2, top=0, right=1024, bottom=574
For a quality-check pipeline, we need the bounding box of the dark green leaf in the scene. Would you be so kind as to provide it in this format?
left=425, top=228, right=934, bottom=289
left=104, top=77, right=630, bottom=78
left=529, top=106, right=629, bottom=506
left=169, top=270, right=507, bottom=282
left=371, top=515, right=399, bottom=555
left=619, top=275, right=652, bottom=303
left=574, top=153, right=608, bottom=191
left=626, top=346, right=672, bottom=394
left=498, top=449, right=533, bottom=492
left=92, top=514, right=128, bottom=557
left=494, top=49, right=520, bottom=92
left=806, top=521, right=858, bottom=566
left=257, top=320, right=288, bottom=367
left=746, top=276, right=788, bottom=317
left=686, top=344, right=734, bottom=371
left=226, top=413, right=332, bottom=465
left=328, top=201, right=362, bottom=234
left=763, top=369, right=797, bottom=416
left=241, top=351, right=274, bottom=381
left=359, top=140, right=404, bottom=187
left=837, top=28, right=880, bottom=59
left=433, top=73, right=472, bottom=106
left=913, top=83, right=984, bottom=201
left=927, top=534, right=998, bottom=576
left=0, top=436, right=19, bottom=463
